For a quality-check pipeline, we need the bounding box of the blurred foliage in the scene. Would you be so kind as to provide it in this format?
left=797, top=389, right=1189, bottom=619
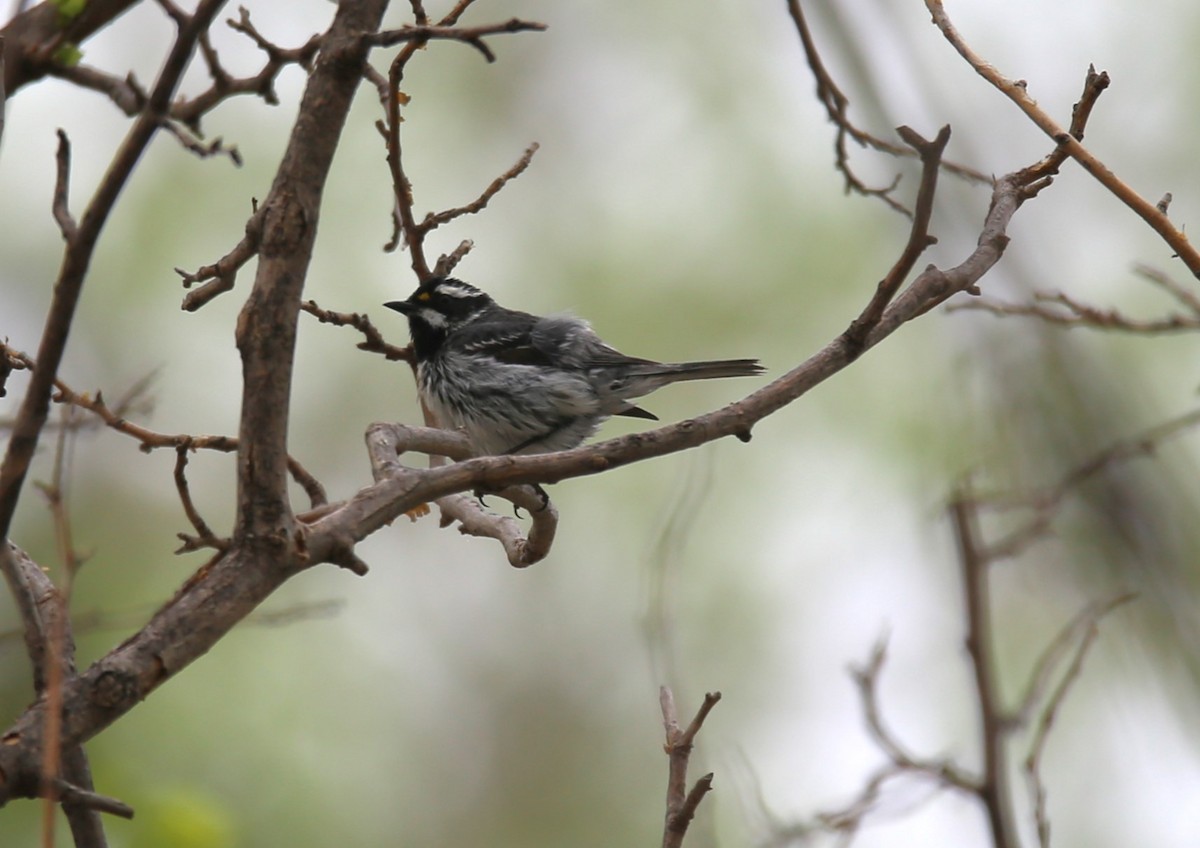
left=2, top=1, right=1200, bottom=846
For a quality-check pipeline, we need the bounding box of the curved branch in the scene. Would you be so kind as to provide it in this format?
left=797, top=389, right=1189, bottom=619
left=363, top=423, right=557, bottom=567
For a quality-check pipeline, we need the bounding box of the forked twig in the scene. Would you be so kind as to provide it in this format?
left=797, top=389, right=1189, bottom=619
left=660, top=686, right=721, bottom=848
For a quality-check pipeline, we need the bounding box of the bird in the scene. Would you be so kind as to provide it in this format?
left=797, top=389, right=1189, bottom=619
left=384, top=276, right=763, bottom=457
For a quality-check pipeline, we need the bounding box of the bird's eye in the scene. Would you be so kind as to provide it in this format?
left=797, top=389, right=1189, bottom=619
left=416, top=292, right=431, bottom=302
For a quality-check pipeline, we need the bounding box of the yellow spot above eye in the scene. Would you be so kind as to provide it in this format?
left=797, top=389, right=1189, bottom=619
left=416, top=292, right=431, bottom=302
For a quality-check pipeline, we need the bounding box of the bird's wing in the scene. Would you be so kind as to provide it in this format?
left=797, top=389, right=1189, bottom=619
left=450, top=310, right=553, bottom=366
left=530, top=315, right=658, bottom=370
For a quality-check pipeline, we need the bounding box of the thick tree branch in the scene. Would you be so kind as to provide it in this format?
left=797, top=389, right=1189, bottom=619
left=231, top=0, right=387, bottom=543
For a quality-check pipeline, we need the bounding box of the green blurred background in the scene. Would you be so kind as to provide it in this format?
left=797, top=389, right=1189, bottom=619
left=2, top=0, right=1200, bottom=845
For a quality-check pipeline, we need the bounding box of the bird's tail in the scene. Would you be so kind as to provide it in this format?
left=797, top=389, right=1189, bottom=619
left=606, top=358, right=763, bottom=418
left=639, top=358, right=764, bottom=382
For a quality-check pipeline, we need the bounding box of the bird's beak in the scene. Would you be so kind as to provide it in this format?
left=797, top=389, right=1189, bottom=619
left=384, top=300, right=413, bottom=315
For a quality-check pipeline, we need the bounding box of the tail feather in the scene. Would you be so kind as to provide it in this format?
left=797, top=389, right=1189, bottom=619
left=634, top=358, right=764, bottom=382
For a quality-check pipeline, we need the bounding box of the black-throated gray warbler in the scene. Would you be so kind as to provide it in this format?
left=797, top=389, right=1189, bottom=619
left=385, top=276, right=763, bottom=456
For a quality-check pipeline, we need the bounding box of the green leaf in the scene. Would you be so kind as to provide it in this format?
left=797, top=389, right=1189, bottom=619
left=52, top=42, right=83, bottom=67
left=53, top=0, right=88, bottom=23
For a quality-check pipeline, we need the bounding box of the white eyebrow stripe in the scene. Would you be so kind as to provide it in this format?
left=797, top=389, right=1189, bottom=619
left=436, top=284, right=479, bottom=298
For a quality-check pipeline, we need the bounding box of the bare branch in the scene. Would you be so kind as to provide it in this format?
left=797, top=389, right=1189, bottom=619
left=173, top=446, right=229, bottom=554
left=363, top=18, right=547, bottom=62
left=362, top=423, right=556, bottom=567
left=178, top=203, right=265, bottom=310
left=377, top=9, right=546, bottom=272
left=2, top=342, right=327, bottom=517
left=0, top=543, right=123, bottom=841
left=973, top=408, right=1200, bottom=561
left=50, top=778, right=134, bottom=820
left=844, top=125, right=949, bottom=349
left=1135, top=263, right=1200, bottom=316
left=950, top=290, right=1200, bottom=333
left=51, top=129, right=77, bottom=240
left=949, top=490, right=1020, bottom=848
left=660, top=687, right=721, bottom=848
left=172, top=7, right=323, bottom=131
left=925, top=0, right=1200, bottom=277
left=851, top=638, right=979, bottom=791
left=1023, top=594, right=1135, bottom=848
left=785, top=0, right=987, bottom=215
left=0, top=0, right=227, bottom=543
left=301, top=299, right=413, bottom=362
left=419, top=142, right=539, bottom=234
left=42, top=63, right=148, bottom=114
left=432, top=239, right=475, bottom=277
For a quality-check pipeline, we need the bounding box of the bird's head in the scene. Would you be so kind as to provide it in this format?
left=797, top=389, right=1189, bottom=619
left=385, top=276, right=494, bottom=356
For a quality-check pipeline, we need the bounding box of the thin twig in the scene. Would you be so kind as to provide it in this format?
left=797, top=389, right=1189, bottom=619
left=376, top=10, right=545, bottom=270
left=925, top=0, right=1200, bottom=277
left=432, top=239, right=475, bottom=277
left=178, top=203, right=264, bottom=310
left=420, top=142, right=539, bottom=233
left=1134, top=263, right=1200, bottom=316
left=363, top=18, right=546, bottom=62
left=2, top=342, right=327, bottom=515
left=785, top=0, right=987, bottom=216
left=844, top=125, right=950, bottom=350
left=173, top=7, right=323, bottom=130
left=972, top=408, right=1200, bottom=560
left=300, top=300, right=413, bottom=362
left=173, top=446, right=229, bottom=553
left=950, top=290, right=1200, bottom=334
left=1023, top=594, right=1135, bottom=848
left=851, top=637, right=978, bottom=791
left=52, top=130, right=77, bottom=240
